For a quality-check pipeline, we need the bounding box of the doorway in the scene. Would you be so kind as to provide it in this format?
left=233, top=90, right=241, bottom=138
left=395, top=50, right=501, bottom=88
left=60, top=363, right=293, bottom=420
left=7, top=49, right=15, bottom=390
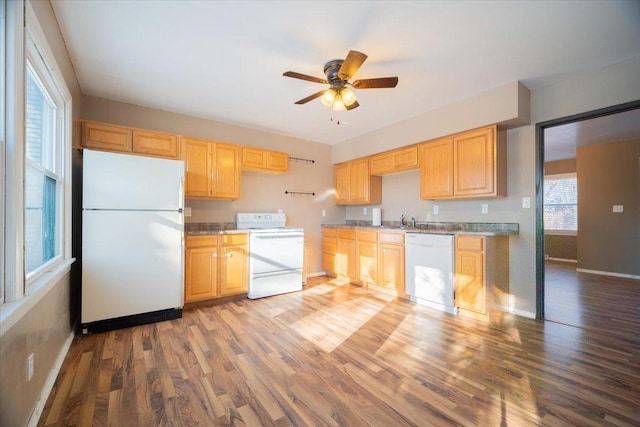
left=536, top=100, right=640, bottom=326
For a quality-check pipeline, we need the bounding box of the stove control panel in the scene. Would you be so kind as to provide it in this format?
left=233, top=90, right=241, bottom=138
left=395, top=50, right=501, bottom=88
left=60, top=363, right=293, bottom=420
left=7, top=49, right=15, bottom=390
left=236, top=213, right=287, bottom=229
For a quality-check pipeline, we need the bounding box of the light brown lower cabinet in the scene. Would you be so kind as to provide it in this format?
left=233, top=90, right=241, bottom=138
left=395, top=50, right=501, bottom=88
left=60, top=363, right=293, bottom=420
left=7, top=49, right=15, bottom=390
left=454, top=235, right=509, bottom=319
left=185, top=234, right=248, bottom=303
left=322, top=227, right=405, bottom=292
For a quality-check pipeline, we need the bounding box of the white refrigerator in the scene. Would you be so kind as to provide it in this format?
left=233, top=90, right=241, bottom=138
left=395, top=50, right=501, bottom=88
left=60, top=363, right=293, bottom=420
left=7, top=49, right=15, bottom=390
left=81, top=149, right=184, bottom=334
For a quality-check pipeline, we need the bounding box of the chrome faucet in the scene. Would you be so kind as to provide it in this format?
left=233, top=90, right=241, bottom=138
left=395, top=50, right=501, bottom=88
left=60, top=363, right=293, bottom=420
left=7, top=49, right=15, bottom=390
left=411, top=217, right=416, bottom=228
left=401, top=214, right=406, bottom=226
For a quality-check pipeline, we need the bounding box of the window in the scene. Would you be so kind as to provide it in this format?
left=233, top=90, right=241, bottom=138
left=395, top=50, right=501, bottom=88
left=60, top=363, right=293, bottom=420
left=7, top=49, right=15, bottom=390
left=544, top=173, right=577, bottom=234
left=24, top=63, right=63, bottom=277
left=1, top=0, right=72, bottom=310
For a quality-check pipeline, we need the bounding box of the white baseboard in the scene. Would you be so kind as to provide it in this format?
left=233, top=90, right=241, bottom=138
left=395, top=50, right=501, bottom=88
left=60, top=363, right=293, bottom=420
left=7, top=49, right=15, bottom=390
left=306, top=271, right=326, bottom=278
left=28, top=328, right=76, bottom=427
left=576, top=268, right=640, bottom=280
left=508, top=308, right=536, bottom=319
left=548, top=257, right=578, bottom=263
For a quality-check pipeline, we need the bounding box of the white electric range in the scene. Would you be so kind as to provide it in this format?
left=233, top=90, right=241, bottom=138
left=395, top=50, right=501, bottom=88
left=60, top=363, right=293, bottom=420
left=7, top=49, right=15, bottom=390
left=236, top=213, right=304, bottom=299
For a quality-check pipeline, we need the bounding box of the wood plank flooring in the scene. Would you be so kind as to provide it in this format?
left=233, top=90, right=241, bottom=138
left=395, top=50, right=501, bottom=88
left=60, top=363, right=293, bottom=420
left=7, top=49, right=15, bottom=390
left=544, top=261, right=640, bottom=340
left=39, top=276, right=640, bottom=426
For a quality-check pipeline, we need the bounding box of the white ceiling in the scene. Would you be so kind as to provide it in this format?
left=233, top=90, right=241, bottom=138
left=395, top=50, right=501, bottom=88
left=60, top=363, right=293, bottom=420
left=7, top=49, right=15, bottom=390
left=51, top=1, right=640, bottom=146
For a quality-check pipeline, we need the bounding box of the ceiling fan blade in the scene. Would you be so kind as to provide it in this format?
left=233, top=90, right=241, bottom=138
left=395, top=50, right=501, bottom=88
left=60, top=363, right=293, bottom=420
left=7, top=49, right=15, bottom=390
left=352, top=77, right=399, bottom=89
left=345, top=100, right=360, bottom=111
left=338, top=50, right=368, bottom=80
left=283, top=71, right=327, bottom=84
left=294, top=91, right=325, bottom=105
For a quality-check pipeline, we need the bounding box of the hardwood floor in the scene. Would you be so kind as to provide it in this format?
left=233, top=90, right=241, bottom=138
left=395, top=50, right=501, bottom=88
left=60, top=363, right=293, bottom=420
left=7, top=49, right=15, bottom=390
left=40, top=276, right=640, bottom=426
left=544, top=261, right=640, bottom=340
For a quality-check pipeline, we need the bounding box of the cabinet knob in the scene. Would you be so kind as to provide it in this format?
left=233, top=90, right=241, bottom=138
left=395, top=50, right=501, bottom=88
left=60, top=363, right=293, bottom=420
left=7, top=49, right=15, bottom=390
left=212, top=253, right=218, bottom=258
left=226, top=253, right=233, bottom=258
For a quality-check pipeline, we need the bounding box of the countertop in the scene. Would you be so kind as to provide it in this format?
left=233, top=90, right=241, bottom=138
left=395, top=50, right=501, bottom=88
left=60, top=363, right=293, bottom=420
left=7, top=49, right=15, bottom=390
left=322, top=221, right=519, bottom=236
left=185, top=221, right=519, bottom=236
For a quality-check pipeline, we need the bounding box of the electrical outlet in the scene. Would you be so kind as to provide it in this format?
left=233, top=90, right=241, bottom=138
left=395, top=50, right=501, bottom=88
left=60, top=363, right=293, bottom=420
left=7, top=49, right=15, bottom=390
left=522, top=197, right=531, bottom=209
left=322, top=209, right=326, bottom=217
left=433, top=205, right=439, bottom=215
left=481, top=204, right=489, bottom=214
left=184, top=207, right=192, bottom=217
left=27, top=353, right=34, bottom=382
left=363, top=207, right=368, bottom=215
left=612, top=205, right=624, bottom=213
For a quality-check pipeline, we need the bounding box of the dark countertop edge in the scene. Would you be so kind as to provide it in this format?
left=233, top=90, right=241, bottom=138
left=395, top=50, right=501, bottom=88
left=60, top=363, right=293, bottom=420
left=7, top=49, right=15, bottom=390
left=322, top=223, right=519, bottom=236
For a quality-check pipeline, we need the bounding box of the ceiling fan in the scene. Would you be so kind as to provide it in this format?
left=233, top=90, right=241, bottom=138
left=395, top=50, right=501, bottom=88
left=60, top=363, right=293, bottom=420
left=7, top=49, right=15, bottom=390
left=283, top=50, right=398, bottom=111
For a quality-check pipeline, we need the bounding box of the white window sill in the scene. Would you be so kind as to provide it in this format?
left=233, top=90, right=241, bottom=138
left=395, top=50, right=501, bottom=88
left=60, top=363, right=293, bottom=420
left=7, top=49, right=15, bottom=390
left=0, top=258, right=75, bottom=337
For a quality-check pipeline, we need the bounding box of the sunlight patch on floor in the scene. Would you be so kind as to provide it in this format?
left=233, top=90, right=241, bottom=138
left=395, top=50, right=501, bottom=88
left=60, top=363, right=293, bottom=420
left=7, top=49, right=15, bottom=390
left=290, top=296, right=385, bottom=353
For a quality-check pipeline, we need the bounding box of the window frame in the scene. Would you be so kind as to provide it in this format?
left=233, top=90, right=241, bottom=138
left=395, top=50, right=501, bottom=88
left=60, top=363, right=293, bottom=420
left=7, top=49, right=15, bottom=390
left=1, top=0, right=6, bottom=305
left=1, top=0, right=73, bottom=322
left=23, top=40, right=66, bottom=285
left=543, top=172, right=578, bottom=236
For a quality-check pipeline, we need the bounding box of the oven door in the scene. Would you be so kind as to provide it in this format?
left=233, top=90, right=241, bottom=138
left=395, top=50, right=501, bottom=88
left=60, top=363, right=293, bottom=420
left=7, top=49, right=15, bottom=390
left=249, top=231, right=304, bottom=274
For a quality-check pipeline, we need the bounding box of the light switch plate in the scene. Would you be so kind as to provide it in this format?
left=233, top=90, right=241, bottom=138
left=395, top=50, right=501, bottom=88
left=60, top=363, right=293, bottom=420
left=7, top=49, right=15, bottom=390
left=522, top=197, right=531, bottom=209
left=363, top=207, right=368, bottom=215
left=481, top=204, right=489, bottom=214
left=322, top=209, right=326, bottom=217
left=613, top=205, right=624, bottom=213
left=184, top=207, right=192, bottom=217
left=433, top=205, right=439, bottom=215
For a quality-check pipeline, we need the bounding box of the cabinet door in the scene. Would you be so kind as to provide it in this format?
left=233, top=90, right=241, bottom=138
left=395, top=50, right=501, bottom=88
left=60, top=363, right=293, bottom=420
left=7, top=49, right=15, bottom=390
left=379, top=243, right=405, bottom=291
left=336, top=236, right=356, bottom=279
left=334, top=162, right=351, bottom=204
left=455, top=249, right=485, bottom=314
left=267, top=151, right=289, bottom=172
left=220, top=245, right=248, bottom=296
left=133, top=130, right=179, bottom=159
left=212, top=143, right=241, bottom=199
left=242, top=147, right=267, bottom=169
left=183, top=138, right=212, bottom=197
left=322, top=229, right=337, bottom=275
left=454, top=127, right=495, bottom=196
left=81, top=121, right=132, bottom=152
left=420, top=137, right=453, bottom=199
left=357, top=239, right=378, bottom=284
left=185, top=246, right=218, bottom=302
left=349, top=158, right=370, bottom=203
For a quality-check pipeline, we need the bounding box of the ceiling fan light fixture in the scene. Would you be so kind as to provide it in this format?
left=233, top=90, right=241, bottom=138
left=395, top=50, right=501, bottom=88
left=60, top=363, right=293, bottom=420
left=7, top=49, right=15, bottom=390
left=341, top=87, right=357, bottom=107
left=332, top=93, right=346, bottom=111
left=321, top=89, right=336, bottom=107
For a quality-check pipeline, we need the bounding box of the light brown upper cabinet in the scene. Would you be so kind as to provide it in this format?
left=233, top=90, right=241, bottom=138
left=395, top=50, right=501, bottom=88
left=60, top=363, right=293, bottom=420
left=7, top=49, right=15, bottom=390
left=419, top=125, right=506, bottom=199
left=369, top=145, right=419, bottom=176
left=335, top=158, right=382, bottom=205
left=132, top=129, right=180, bottom=159
left=242, top=147, right=289, bottom=173
left=81, top=121, right=180, bottom=159
left=183, top=137, right=241, bottom=200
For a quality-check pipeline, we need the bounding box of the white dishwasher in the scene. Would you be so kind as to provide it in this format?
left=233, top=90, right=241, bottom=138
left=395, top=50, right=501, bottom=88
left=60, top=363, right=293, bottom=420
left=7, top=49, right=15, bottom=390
left=405, top=233, right=457, bottom=314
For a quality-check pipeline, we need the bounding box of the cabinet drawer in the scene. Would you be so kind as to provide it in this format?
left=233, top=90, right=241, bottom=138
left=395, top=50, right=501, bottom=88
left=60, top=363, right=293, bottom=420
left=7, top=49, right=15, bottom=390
left=186, top=235, right=218, bottom=248
left=221, top=233, right=248, bottom=246
left=356, top=230, right=378, bottom=242
left=337, top=228, right=356, bottom=239
left=322, top=227, right=337, bottom=238
left=379, top=232, right=404, bottom=244
left=456, top=235, right=484, bottom=252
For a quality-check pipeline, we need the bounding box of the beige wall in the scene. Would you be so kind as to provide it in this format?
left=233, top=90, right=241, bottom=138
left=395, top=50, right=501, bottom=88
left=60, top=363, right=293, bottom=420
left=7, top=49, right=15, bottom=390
left=0, top=276, right=71, bottom=427
left=577, top=139, right=640, bottom=276
left=82, top=96, right=345, bottom=275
